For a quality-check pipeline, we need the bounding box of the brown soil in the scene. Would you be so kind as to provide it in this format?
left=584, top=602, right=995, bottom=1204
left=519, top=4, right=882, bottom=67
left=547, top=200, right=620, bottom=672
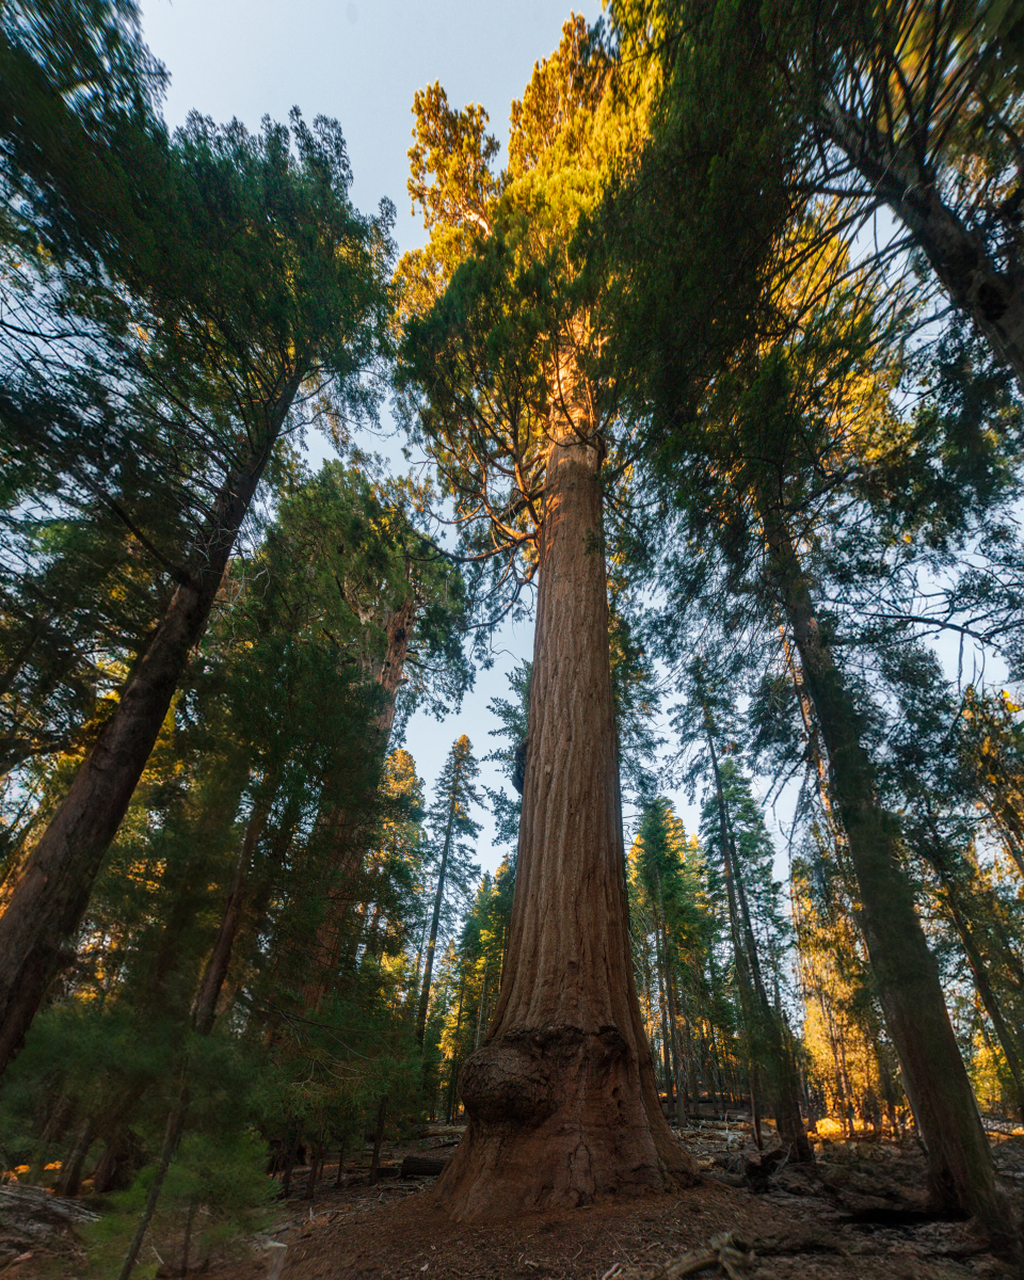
left=230, top=1124, right=1024, bottom=1280
left=5, top=1124, right=1023, bottom=1280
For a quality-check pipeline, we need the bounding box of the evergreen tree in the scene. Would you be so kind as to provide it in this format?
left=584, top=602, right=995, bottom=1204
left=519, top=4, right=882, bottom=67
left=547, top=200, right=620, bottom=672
left=398, top=19, right=694, bottom=1215
left=0, top=110, right=394, bottom=1077
left=415, top=735, right=481, bottom=1046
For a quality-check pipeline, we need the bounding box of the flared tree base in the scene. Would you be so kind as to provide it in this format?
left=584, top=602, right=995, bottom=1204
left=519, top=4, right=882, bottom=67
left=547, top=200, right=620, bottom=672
left=436, top=1024, right=699, bottom=1222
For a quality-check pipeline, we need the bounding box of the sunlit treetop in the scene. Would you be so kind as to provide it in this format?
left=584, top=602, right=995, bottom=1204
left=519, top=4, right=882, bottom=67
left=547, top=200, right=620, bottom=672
left=395, top=15, right=658, bottom=598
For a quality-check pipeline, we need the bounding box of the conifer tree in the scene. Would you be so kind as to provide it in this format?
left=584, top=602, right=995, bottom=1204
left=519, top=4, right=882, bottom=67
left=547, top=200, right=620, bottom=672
left=398, top=17, right=695, bottom=1216
left=635, top=299, right=1013, bottom=1239
left=415, top=735, right=481, bottom=1046
left=629, top=798, right=699, bottom=1126
left=791, top=841, right=907, bottom=1137
left=0, top=108, right=394, bottom=1077
left=694, top=750, right=811, bottom=1160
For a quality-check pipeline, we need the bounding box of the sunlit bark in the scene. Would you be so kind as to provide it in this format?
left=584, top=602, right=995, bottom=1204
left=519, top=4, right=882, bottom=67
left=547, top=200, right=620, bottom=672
left=437, top=420, right=696, bottom=1220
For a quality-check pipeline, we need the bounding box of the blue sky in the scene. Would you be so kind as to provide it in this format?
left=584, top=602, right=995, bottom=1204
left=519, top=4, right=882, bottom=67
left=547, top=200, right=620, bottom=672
left=141, top=0, right=602, bottom=259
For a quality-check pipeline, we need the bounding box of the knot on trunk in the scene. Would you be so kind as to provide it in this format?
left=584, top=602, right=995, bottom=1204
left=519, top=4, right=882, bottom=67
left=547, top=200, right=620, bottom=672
left=974, top=275, right=1011, bottom=322
left=460, top=1025, right=631, bottom=1129
left=460, top=1036, right=558, bottom=1128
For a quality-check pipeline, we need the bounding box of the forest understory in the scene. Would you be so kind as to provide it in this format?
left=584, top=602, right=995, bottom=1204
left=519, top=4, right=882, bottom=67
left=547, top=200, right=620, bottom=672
left=4, top=1121, right=1024, bottom=1280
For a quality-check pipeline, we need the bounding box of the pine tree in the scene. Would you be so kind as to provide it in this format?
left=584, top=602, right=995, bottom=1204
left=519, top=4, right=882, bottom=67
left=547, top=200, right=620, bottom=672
left=0, top=110, right=394, bottom=1077
left=415, top=735, right=481, bottom=1047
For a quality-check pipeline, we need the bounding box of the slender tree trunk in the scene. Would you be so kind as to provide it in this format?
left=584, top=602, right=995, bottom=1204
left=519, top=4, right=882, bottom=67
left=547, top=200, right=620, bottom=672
left=303, top=599, right=414, bottom=1009
left=415, top=786, right=461, bottom=1046
left=280, top=1124, right=300, bottom=1199
left=179, top=1201, right=197, bottom=1277
left=701, top=713, right=811, bottom=1161
left=446, top=973, right=466, bottom=1124
left=663, top=959, right=687, bottom=1128
left=304, top=1144, right=324, bottom=1201
left=824, top=106, right=1024, bottom=397
left=943, top=886, right=1024, bottom=1122
left=362, top=898, right=383, bottom=963
left=27, top=1092, right=72, bottom=1183
left=991, top=802, right=1024, bottom=883
left=436, top=425, right=696, bottom=1221
left=760, top=502, right=1015, bottom=1249
left=55, top=1117, right=95, bottom=1198
left=191, top=783, right=274, bottom=1037
left=369, top=1097, right=386, bottom=1185
left=118, top=1082, right=189, bottom=1280
left=0, top=378, right=300, bottom=1078
left=473, top=959, right=488, bottom=1052
left=652, top=897, right=673, bottom=1105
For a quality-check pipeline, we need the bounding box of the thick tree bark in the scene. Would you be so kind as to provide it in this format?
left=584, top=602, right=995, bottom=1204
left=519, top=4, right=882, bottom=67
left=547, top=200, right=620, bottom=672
left=760, top=503, right=1017, bottom=1250
left=824, top=106, right=1024, bottom=397
left=436, top=428, right=696, bottom=1221
left=0, top=376, right=300, bottom=1078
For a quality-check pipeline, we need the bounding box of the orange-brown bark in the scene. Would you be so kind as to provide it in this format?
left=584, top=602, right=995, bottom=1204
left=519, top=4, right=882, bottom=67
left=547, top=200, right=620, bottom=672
left=0, top=382, right=299, bottom=1078
left=437, top=427, right=696, bottom=1221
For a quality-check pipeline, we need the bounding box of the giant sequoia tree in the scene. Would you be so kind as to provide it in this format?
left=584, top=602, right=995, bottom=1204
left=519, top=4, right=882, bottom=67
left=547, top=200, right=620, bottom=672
left=398, top=18, right=694, bottom=1218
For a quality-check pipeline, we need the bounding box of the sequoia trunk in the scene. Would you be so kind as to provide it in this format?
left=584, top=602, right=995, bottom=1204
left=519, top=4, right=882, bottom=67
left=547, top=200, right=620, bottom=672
left=436, top=427, right=696, bottom=1221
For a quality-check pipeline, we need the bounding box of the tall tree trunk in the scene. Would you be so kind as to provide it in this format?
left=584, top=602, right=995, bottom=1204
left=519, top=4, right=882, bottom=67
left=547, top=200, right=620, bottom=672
left=415, top=784, right=460, bottom=1046
left=930, top=856, right=1024, bottom=1123
left=118, top=775, right=294, bottom=1277
left=190, top=782, right=275, bottom=1037
left=369, top=1097, right=386, bottom=1185
left=760, top=501, right=1015, bottom=1249
left=446, top=972, right=466, bottom=1124
left=651, top=893, right=673, bottom=1104
left=0, top=377, right=300, bottom=1078
left=700, top=712, right=811, bottom=1161
left=118, top=1079, right=189, bottom=1280
left=824, top=106, right=1024, bottom=397
left=436, top=426, right=696, bottom=1221
left=302, top=598, right=414, bottom=1009
left=55, top=1117, right=95, bottom=1198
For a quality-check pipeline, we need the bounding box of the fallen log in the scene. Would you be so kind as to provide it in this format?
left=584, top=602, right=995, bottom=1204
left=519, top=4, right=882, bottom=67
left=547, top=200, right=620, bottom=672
left=400, top=1155, right=450, bottom=1178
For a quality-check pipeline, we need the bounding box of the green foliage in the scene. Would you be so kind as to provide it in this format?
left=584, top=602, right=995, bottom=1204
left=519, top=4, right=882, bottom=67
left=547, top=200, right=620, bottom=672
left=81, top=1127, right=273, bottom=1279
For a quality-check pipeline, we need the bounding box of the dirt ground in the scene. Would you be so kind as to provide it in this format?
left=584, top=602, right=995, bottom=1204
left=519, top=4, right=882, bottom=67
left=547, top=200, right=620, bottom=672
left=5, top=1122, right=1024, bottom=1280
left=227, top=1122, right=1024, bottom=1280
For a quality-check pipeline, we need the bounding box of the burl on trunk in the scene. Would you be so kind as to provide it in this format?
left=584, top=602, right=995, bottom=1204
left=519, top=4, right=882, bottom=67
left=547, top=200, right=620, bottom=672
left=436, top=428, right=697, bottom=1221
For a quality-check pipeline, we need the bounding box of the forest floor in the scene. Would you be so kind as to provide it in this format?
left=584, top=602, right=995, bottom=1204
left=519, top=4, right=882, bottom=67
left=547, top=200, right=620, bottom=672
left=4, top=1121, right=1024, bottom=1280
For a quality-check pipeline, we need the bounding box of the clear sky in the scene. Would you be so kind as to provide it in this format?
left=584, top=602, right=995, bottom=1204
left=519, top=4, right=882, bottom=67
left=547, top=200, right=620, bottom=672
left=138, top=0, right=615, bottom=874
left=140, top=0, right=603, bottom=258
